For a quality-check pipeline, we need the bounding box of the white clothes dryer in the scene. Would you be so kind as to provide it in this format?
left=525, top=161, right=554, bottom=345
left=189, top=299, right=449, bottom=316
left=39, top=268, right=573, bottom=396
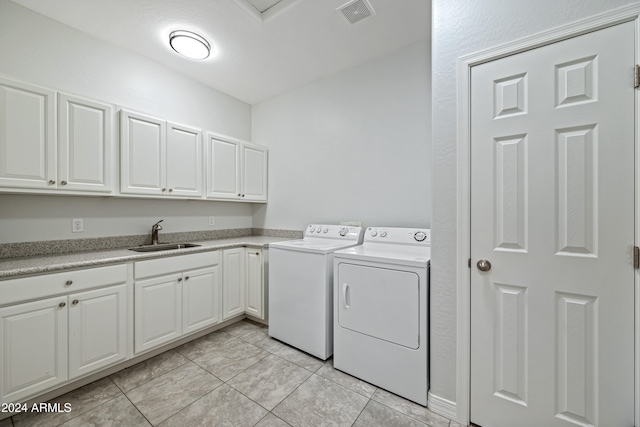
left=269, top=224, right=363, bottom=360
left=333, top=227, right=430, bottom=405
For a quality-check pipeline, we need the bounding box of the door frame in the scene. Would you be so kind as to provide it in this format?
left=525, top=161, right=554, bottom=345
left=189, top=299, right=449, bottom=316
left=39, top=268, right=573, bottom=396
left=455, top=4, right=640, bottom=426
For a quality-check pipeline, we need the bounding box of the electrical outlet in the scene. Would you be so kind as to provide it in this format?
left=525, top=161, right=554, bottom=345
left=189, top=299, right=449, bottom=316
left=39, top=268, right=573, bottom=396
left=72, top=218, right=83, bottom=233
left=208, top=216, right=215, bottom=226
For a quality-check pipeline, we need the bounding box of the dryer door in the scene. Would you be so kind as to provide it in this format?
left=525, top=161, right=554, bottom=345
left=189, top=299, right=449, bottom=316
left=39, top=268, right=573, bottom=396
left=337, top=263, right=420, bottom=349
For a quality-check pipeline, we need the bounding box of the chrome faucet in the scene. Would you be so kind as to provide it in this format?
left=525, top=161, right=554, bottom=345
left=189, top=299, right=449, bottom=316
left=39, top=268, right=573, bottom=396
left=151, top=220, right=163, bottom=245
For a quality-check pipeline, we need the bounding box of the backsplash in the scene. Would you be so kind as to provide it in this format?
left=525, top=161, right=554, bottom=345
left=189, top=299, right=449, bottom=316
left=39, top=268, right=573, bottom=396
left=0, top=228, right=302, bottom=259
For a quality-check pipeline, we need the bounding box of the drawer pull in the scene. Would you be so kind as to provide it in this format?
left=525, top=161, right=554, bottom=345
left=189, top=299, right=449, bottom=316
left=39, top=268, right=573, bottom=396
left=59, top=302, right=66, bottom=308
left=72, top=300, right=79, bottom=305
left=65, top=280, right=73, bottom=286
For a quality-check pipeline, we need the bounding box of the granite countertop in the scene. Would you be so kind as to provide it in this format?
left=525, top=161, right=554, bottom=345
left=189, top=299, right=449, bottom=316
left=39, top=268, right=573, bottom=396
left=0, top=236, right=294, bottom=280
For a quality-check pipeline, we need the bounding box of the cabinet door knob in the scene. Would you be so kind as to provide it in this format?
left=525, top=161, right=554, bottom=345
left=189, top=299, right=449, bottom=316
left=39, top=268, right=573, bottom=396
left=72, top=299, right=79, bottom=305
left=237, top=193, right=241, bottom=196
left=184, top=276, right=190, bottom=281
left=178, top=277, right=183, bottom=282
left=59, top=302, right=66, bottom=308
left=65, top=280, right=73, bottom=286
left=241, top=194, right=245, bottom=197
left=168, top=188, right=173, bottom=193
left=48, top=180, right=56, bottom=185
left=61, top=180, right=67, bottom=186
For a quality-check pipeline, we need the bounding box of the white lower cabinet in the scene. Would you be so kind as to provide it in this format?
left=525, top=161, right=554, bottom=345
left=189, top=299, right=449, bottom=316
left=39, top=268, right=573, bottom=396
left=222, top=248, right=245, bottom=320
left=222, top=248, right=265, bottom=320
left=0, top=296, right=68, bottom=404
left=134, top=252, right=221, bottom=354
left=245, top=249, right=264, bottom=319
left=68, top=284, right=127, bottom=379
left=0, top=264, right=128, bottom=404
left=183, top=267, right=221, bottom=334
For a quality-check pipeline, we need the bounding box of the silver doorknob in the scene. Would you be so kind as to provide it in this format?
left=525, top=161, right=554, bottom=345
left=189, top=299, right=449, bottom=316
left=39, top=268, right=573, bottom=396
left=477, top=259, right=492, bottom=272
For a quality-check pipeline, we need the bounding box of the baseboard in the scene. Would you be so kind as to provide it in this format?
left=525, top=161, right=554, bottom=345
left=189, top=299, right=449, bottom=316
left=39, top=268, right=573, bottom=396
left=428, top=391, right=457, bottom=421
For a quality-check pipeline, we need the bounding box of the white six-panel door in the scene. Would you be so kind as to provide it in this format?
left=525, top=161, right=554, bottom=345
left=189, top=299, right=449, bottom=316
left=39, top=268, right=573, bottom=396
left=470, top=22, right=635, bottom=427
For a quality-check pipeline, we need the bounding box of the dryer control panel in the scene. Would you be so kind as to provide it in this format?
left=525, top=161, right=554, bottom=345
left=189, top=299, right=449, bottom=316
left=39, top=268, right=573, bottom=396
left=304, top=224, right=363, bottom=242
left=364, top=227, right=431, bottom=246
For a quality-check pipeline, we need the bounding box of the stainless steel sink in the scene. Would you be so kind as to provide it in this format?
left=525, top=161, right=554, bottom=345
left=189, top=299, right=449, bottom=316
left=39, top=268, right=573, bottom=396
left=128, top=243, right=201, bottom=252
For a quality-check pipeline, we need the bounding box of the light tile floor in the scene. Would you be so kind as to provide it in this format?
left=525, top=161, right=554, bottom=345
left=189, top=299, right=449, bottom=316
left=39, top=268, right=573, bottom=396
left=3, top=320, right=458, bottom=427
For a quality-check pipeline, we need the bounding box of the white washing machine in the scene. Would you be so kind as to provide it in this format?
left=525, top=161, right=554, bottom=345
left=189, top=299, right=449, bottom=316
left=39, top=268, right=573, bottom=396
left=333, top=227, right=430, bottom=405
left=269, top=224, right=363, bottom=360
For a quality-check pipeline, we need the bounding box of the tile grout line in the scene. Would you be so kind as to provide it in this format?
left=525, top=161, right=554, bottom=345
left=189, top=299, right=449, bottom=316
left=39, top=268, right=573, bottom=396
left=119, top=390, right=155, bottom=427
left=148, top=381, right=226, bottom=426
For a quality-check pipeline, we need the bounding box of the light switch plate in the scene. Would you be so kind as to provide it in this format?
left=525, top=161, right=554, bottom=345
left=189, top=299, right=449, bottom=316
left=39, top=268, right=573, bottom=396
left=208, top=216, right=215, bottom=226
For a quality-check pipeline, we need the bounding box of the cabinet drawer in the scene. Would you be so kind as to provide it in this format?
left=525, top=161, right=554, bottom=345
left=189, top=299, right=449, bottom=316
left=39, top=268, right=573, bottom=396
left=0, top=264, right=127, bottom=307
left=134, top=251, right=219, bottom=279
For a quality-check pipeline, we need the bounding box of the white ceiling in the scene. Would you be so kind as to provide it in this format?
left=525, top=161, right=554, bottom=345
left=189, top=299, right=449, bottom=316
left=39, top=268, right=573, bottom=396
left=10, top=0, right=430, bottom=104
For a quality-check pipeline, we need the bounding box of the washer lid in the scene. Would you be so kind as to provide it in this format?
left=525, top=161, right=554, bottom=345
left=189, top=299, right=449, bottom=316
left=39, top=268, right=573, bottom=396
left=334, top=244, right=431, bottom=267
left=270, top=238, right=362, bottom=254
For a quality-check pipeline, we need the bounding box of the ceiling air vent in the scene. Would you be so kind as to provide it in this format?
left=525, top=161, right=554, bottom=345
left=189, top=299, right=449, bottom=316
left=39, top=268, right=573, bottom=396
left=337, top=0, right=375, bottom=25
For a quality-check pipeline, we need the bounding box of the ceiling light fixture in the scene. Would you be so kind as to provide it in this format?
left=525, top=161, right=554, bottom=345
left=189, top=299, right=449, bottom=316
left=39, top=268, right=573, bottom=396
left=169, top=30, right=210, bottom=60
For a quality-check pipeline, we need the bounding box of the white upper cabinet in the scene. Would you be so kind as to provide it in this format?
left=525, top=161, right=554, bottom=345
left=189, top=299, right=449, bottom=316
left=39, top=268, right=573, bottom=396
left=120, top=110, right=166, bottom=195
left=206, top=134, right=240, bottom=200
left=166, top=122, right=203, bottom=197
left=206, top=133, right=267, bottom=202
left=121, top=110, right=203, bottom=198
left=58, top=93, right=113, bottom=192
left=0, top=77, right=114, bottom=194
left=0, top=77, right=56, bottom=189
left=241, top=142, right=268, bottom=201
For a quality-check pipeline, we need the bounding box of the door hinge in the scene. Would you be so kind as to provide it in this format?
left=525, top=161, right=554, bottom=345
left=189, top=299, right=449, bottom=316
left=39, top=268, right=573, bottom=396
left=634, top=246, right=639, bottom=269
left=635, top=65, right=640, bottom=88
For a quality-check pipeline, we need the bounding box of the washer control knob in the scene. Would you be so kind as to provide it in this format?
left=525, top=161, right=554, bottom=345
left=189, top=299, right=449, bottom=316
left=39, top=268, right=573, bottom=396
left=323, top=228, right=329, bottom=233
left=380, top=231, right=388, bottom=238
left=339, top=228, right=348, bottom=237
left=371, top=231, right=378, bottom=237
left=316, top=227, right=322, bottom=233
left=414, top=231, right=427, bottom=242
left=309, top=227, right=315, bottom=233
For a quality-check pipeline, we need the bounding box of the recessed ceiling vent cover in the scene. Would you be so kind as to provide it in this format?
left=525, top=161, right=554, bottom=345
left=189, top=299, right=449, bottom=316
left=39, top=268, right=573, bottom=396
left=337, top=0, right=375, bottom=25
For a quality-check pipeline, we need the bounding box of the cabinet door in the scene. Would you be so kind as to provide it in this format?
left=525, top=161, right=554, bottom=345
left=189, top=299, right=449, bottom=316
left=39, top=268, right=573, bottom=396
left=166, top=122, right=202, bottom=197
left=68, top=284, right=127, bottom=379
left=206, top=134, right=240, bottom=200
left=0, top=77, right=56, bottom=189
left=245, top=249, right=263, bottom=319
left=58, top=93, right=113, bottom=193
left=120, top=110, right=166, bottom=195
left=222, top=248, right=245, bottom=319
left=183, top=266, right=221, bottom=335
left=241, top=142, right=268, bottom=202
left=134, top=274, right=181, bottom=354
left=0, top=296, right=68, bottom=404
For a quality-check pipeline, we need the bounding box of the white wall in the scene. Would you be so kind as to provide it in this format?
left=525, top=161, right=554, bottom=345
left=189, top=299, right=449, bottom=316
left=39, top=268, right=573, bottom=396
left=431, top=0, right=636, bottom=408
left=252, top=41, right=431, bottom=230
left=0, top=0, right=253, bottom=243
